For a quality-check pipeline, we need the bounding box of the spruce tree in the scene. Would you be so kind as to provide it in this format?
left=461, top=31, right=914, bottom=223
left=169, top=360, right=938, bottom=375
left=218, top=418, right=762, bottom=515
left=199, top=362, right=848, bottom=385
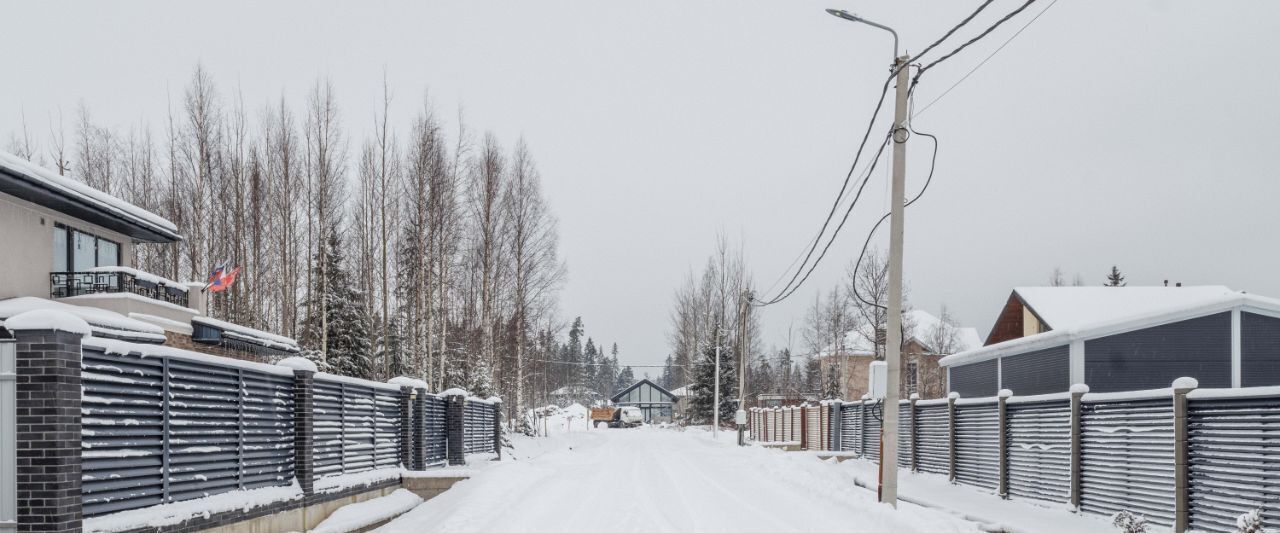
left=688, top=332, right=737, bottom=425
left=823, top=363, right=842, bottom=399
left=300, top=226, right=375, bottom=379
left=1105, top=266, right=1127, bottom=287
left=615, top=365, right=635, bottom=392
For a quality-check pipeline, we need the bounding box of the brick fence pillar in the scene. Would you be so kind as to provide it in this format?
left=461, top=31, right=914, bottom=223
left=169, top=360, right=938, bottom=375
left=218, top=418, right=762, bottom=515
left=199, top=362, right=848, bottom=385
left=398, top=386, right=414, bottom=470
left=12, top=326, right=84, bottom=533
left=412, top=389, right=427, bottom=470
left=292, top=369, right=315, bottom=496
left=492, top=399, right=503, bottom=460
left=1172, top=378, right=1197, bottom=533
left=444, top=391, right=468, bottom=466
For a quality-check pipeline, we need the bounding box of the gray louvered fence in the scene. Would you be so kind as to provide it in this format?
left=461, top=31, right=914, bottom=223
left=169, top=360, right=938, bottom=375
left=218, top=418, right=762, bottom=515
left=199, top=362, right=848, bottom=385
left=1187, top=392, right=1280, bottom=532
left=1005, top=398, right=1071, bottom=503
left=954, top=400, right=1000, bottom=490
left=915, top=401, right=950, bottom=475
left=1080, top=396, right=1175, bottom=526
left=464, top=399, right=497, bottom=454
left=312, top=377, right=403, bottom=478
left=422, top=394, right=448, bottom=465
left=898, top=401, right=912, bottom=469
left=81, top=346, right=294, bottom=517
left=839, top=402, right=861, bottom=452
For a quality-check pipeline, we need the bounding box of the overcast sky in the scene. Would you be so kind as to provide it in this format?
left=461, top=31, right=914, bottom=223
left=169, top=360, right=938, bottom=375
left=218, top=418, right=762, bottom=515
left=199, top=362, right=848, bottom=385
left=4, top=1, right=1280, bottom=370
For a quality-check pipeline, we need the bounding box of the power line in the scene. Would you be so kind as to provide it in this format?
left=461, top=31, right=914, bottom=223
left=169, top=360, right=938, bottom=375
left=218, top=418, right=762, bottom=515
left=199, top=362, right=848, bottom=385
left=759, top=74, right=897, bottom=305
left=907, top=0, right=997, bottom=64
left=915, top=0, right=1038, bottom=79
left=913, top=0, right=1060, bottom=118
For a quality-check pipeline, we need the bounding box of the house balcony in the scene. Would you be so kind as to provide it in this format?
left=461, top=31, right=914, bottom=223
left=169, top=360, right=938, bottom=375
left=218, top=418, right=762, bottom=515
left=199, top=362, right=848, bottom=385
left=50, top=269, right=190, bottom=308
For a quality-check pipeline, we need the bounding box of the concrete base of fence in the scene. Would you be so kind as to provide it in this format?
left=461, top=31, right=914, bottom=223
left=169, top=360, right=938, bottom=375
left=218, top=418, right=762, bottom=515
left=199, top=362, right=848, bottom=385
left=759, top=442, right=802, bottom=452
left=194, top=480, right=401, bottom=533
left=402, top=475, right=470, bottom=502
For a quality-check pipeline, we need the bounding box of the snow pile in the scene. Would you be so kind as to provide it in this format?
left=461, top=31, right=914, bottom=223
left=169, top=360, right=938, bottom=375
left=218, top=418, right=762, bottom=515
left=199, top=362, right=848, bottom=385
left=311, top=489, right=422, bottom=533
left=314, top=467, right=402, bottom=494
left=192, top=316, right=300, bottom=350
left=83, top=336, right=294, bottom=377
left=0, top=297, right=166, bottom=340
left=2, top=309, right=91, bottom=335
left=439, top=388, right=469, bottom=397
left=276, top=356, right=318, bottom=373
left=388, top=376, right=431, bottom=390
left=83, top=481, right=301, bottom=533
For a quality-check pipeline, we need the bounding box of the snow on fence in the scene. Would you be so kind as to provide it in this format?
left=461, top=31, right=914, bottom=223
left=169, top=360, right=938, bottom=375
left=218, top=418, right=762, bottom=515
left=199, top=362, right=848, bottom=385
left=70, top=341, right=501, bottom=525
left=312, top=376, right=403, bottom=478
left=748, top=381, right=1280, bottom=532
left=463, top=399, right=497, bottom=454
left=81, top=345, right=295, bottom=517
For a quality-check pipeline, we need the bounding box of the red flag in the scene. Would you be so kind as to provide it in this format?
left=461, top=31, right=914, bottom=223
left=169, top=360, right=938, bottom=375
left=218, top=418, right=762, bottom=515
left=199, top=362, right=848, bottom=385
left=208, top=266, right=241, bottom=293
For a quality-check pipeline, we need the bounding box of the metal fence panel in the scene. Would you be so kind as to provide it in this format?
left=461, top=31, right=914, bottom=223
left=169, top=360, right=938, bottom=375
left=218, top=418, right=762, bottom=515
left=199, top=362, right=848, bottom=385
left=1006, top=399, right=1071, bottom=503
left=1080, top=397, right=1175, bottom=526
left=863, top=402, right=882, bottom=463
left=916, top=403, right=950, bottom=475
left=782, top=408, right=793, bottom=442
left=80, top=348, right=294, bottom=517
left=898, top=402, right=912, bottom=469
left=840, top=404, right=862, bottom=453
left=313, top=378, right=401, bottom=479
left=954, top=402, right=1000, bottom=490
left=422, top=394, right=448, bottom=465
left=805, top=407, right=820, bottom=450
left=464, top=400, right=496, bottom=454
left=1188, top=396, right=1280, bottom=532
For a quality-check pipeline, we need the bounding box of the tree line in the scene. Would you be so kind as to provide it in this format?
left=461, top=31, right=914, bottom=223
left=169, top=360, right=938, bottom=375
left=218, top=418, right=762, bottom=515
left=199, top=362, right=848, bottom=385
left=6, top=64, right=593, bottom=422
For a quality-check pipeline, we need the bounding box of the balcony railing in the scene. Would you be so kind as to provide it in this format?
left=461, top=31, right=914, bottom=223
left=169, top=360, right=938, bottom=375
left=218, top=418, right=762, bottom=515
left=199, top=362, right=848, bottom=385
left=50, top=271, right=190, bottom=308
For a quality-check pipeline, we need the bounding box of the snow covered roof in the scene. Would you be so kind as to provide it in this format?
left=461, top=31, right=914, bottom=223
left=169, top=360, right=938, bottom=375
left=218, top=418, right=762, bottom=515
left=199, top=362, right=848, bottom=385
left=941, top=288, right=1280, bottom=367
left=191, top=316, right=300, bottom=352
left=549, top=385, right=600, bottom=396
left=609, top=378, right=677, bottom=403
left=0, top=297, right=167, bottom=343
left=1013, top=285, right=1236, bottom=330
left=818, top=309, right=982, bottom=357
left=0, top=150, right=180, bottom=242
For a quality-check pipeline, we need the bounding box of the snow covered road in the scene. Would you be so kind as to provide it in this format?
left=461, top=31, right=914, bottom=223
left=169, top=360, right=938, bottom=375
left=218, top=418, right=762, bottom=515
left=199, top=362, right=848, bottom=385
left=379, top=426, right=979, bottom=533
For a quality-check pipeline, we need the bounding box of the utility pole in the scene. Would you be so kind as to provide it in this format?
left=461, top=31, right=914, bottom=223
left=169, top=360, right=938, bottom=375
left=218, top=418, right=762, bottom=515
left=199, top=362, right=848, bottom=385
left=737, top=290, right=751, bottom=446
left=879, top=53, right=910, bottom=507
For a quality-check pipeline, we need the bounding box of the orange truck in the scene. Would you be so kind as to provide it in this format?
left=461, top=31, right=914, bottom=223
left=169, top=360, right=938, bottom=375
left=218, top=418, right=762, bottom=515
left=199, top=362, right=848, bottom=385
left=589, top=406, right=617, bottom=428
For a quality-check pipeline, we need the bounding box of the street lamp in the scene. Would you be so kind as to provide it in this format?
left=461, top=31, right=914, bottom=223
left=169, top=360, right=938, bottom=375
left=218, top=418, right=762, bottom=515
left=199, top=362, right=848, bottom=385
left=825, top=7, right=907, bottom=508
left=824, top=9, right=899, bottom=59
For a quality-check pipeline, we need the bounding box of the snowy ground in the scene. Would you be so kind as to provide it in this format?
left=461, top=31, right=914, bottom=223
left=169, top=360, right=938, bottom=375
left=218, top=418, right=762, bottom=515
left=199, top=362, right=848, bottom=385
left=378, top=423, right=982, bottom=533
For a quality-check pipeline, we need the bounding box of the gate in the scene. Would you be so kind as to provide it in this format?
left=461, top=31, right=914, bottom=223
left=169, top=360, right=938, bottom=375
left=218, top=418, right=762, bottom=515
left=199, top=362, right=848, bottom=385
left=1, top=341, right=15, bottom=533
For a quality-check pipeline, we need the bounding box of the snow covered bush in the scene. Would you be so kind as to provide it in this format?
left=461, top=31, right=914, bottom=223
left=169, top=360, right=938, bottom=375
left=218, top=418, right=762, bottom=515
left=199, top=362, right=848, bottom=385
left=1236, top=508, right=1266, bottom=533
left=1111, top=510, right=1148, bottom=533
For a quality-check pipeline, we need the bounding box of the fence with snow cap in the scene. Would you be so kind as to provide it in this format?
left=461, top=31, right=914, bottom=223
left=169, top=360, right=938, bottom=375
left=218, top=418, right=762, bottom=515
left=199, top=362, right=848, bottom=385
left=2, top=310, right=504, bottom=533
left=748, top=378, right=1280, bottom=532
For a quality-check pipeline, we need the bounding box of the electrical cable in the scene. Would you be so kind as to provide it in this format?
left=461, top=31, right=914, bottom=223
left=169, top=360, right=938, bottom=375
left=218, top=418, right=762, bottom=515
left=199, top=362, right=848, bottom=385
left=913, top=0, right=1060, bottom=118
left=907, top=0, right=997, bottom=64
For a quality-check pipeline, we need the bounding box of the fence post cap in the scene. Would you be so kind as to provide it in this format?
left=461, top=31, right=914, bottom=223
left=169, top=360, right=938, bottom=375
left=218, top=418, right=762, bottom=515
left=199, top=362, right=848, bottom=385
left=998, top=389, right=1013, bottom=399
left=388, top=376, right=430, bottom=390
left=439, top=387, right=470, bottom=398
left=908, top=393, right=920, bottom=401
left=947, top=392, right=960, bottom=400
left=276, top=356, right=318, bottom=373
left=1172, top=377, right=1199, bottom=392
left=3, top=309, right=90, bottom=336
left=1069, top=383, right=1090, bottom=395
left=488, top=396, right=503, bottom=404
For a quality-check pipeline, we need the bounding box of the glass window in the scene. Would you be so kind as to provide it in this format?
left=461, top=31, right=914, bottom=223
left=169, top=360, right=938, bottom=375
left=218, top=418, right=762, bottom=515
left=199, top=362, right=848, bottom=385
left=97, top=239, right=119, bottom=267
left=52, top=226, right=68, bottom=271
left=73, top=231, right=96, bottom=271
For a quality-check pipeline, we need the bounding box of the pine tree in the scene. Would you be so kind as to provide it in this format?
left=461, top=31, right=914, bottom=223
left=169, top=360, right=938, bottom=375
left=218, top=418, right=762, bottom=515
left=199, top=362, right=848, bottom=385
left=659, top=354, right=676, bottom=389
left=688, top=333, right=736, bottom=425
left=822, top=363, right=842, bottom=399
left=1105, top=266, right=1127, bottom=287
left=583, top=337, right=599, bottom=399
left=300, top=226, right=375, bottom=379
left=615, top=365, right=635, bottom=392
